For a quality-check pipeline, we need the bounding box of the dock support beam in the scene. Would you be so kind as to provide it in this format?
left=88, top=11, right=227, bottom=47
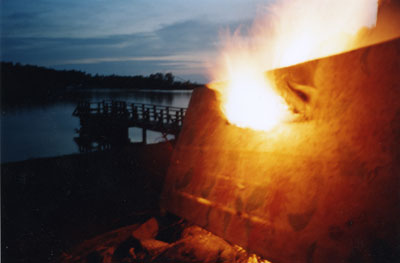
left=142, top=128, right=147, bottom=144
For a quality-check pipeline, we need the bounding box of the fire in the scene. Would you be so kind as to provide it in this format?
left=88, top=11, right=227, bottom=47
left=210, top=57, right=290, bottom=131
left=210, top=0, right=379, bottom=131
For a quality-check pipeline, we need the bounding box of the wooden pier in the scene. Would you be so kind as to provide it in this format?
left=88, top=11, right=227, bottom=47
left=73, top=101, right=187, bottom=146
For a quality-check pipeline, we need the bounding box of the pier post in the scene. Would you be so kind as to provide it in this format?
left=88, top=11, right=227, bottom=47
left=142, top=128, right=147, bottom=144
left=73, top=101, right=187, bottom=146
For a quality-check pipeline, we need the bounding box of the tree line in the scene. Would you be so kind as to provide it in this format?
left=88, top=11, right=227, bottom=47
left=1, top=62, right=203, bottom=106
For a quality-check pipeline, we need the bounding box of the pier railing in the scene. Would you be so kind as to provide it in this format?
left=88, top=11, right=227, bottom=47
left=73, top=101, right=187, bottom=145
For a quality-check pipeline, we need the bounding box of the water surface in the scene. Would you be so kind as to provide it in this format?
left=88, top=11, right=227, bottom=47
left=1, top=89, right=192, bottom=163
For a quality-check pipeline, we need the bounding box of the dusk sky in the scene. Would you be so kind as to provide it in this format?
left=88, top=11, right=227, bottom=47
left=1, top=0, right=268, bottom=83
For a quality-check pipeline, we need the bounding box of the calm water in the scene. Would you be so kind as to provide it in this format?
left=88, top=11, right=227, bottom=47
left=1, top=90, right=192, bottom=163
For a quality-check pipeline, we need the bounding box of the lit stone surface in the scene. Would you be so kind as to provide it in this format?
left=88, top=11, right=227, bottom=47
left=161, top=38, right=400, bottom=263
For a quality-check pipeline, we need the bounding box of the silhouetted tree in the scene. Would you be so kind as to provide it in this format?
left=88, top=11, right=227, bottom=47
left=1, top=62, right=204, bottom=107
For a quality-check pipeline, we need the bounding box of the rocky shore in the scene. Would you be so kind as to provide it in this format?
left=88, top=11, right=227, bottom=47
left=2, top=141, right=271, bottom=263
left=59, top=215, right=270, bottom=263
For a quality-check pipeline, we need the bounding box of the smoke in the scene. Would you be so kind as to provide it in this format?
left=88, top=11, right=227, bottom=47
left=355, top=0, right=400, bottom=48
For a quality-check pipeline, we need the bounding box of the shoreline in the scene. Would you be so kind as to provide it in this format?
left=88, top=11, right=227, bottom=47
left=1, top=141, right=173, bottom=165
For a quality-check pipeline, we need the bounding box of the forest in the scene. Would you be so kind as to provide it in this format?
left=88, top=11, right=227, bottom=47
left=1, top=62, right=203, bottom=106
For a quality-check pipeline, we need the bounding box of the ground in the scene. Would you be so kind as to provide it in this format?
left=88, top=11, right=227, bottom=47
left=2, top=142, right=173, bottom=263
left=2, top=141, right=270, bottom=263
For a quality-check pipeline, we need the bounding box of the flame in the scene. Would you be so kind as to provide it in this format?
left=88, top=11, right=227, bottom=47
left=210, top=0, right=379, bottom=131
left=210, top=54, right=290, bottom=131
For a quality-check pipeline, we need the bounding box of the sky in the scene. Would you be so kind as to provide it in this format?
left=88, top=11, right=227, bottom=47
left=1, top=0, right=269, bottom=83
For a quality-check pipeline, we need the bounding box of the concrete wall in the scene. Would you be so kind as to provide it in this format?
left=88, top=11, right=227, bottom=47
left=161, top=38, right=400, bottom=263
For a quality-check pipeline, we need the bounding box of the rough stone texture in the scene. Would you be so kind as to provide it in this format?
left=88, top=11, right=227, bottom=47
left=59, top=223, right=141, bottom=263
left=60, top=215, right=270, bottom=263
left=132, top=217, right=159, bottom=240
left=161, top=38, right=400, bottom=262
left=139, top=239, right=170, bottom=256
left=154, top=225, right=236, bottom=263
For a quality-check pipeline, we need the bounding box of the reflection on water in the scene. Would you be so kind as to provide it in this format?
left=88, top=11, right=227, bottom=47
left=76, top=89, right=192, bottom=107
left=1, top=89, right=192, bottom=163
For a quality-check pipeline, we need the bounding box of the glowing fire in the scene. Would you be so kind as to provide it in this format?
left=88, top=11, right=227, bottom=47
left=210, top=0, right=379, bottom=131
left=211, top=56, right=290, bottom=131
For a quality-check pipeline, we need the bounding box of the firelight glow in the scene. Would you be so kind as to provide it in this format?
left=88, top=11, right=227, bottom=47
left=222, top=59, right=290, bottom=131
left=210, top=0, right=378, bottom=131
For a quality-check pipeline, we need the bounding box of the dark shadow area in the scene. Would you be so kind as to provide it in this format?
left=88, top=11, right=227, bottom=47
left=1, top=141, right=174, bottom=263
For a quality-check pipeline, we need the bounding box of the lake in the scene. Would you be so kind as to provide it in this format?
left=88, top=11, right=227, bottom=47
left=1, top=89, right=192, bottom=163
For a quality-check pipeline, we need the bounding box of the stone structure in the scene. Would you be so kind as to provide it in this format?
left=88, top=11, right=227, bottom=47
left=161, top=38, right=400, bottom=262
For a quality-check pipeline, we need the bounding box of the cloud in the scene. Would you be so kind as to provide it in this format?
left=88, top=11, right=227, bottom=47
left=1, top=0, right=262, bottom=38
left=1, top=18, right=251, bottom=81
left=1, top=0, right=264, bottom=81
left=60, top=55, right=200, bottom=65
left=7, top=11, right=38, bottom=20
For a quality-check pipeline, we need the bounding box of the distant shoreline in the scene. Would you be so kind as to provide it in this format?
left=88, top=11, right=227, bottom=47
left=73, top=87, right=195, bottom=92
left=1, top=61, right=204, bottom=107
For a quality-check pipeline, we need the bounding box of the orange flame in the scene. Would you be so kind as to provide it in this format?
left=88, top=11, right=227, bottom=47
left=210, top=0, right=379, bottom=131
